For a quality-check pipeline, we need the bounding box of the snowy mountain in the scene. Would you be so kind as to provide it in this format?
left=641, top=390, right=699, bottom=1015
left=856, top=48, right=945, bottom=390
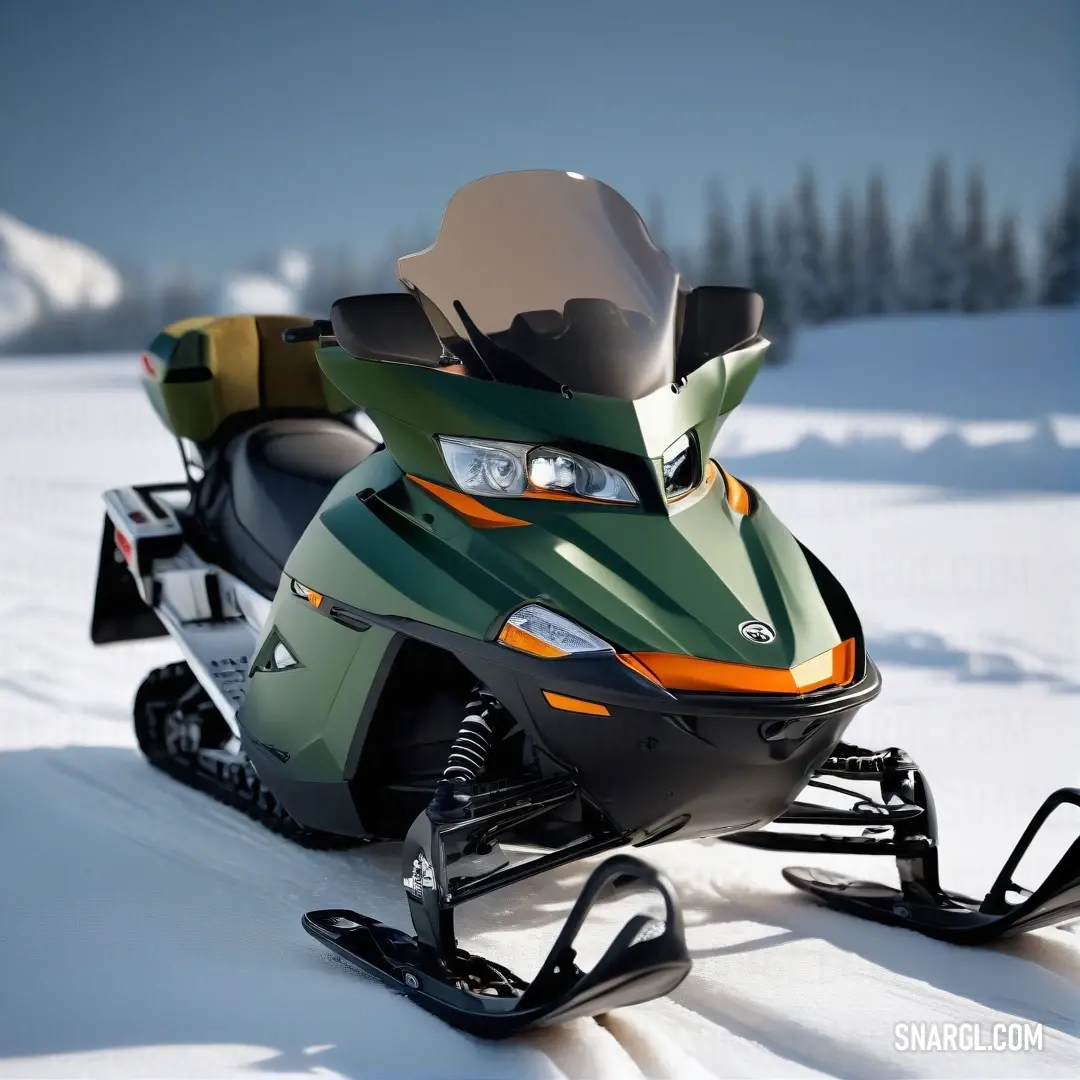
left=0, top=214, right=316, bottom=351
left=0, top=212, right=122, bottom=343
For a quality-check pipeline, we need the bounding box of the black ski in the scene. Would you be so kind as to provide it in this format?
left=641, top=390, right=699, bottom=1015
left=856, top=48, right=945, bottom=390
left=303, top=853, right=691, bottom=1037
left=783, top=854, right=1080, bottom=944
left=728, top=746, right=1080, bottom=944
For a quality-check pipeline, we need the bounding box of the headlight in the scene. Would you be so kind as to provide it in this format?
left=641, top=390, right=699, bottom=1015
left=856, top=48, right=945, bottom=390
left=438, top=438, right=527, bottom=496
left=497, top=604, right=614, bottom=657
left=526, top=447, right=637, bottom=502
left=438, top=437, right=637, bottom=504
left=661, top=432, right=697, bottom=501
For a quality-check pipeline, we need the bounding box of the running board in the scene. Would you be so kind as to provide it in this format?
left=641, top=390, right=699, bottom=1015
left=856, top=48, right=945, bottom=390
left=153, top=602, right=258, bottom=733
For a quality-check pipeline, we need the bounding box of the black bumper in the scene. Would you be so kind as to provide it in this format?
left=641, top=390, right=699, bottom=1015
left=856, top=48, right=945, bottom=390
left=466, top=645, right=883, bottom=842
left=305, top=595, right=883, bottom=844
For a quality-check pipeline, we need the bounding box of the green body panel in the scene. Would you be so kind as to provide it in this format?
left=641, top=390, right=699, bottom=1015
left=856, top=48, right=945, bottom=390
left=142, top=326, right=216, bottom=442
left=316, top=338, right=767, bottom=483
left=284, top=332, right=829, bottom=665
left=244, top=575, right=398, bottom=781
left=241, top=332, right=840, bottom=789
left=281, top=452, right=839, bottom=668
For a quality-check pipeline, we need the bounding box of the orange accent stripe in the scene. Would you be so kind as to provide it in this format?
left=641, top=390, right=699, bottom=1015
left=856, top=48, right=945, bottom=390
left=716, top=464, right=750, bottom=515
left=407, top=475, right=530, bottom=529
left=616, top=651, right=665, bottom=687
left=634, top=652, right=795, bottom=693
left=522, top=486, right=599, bottom=504
left=542, top=691, right=610, bottom=716
left=833, top=637, right=856, bottom=686
left=498, top=623, right=567, bottom=658
left=630, top=638, right=857, bottom=695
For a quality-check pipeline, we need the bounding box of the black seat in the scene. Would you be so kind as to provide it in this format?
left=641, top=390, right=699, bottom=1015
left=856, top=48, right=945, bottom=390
left=195, top=416, right=379, bottom=597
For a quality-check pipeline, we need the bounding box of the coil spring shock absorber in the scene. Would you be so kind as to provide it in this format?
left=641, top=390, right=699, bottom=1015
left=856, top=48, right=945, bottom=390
left=428, top=685, right=509, bottom=820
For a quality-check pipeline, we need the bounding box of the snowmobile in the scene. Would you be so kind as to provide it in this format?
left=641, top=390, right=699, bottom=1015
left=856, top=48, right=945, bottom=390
left=91, top=170, right=1080, bottom=1037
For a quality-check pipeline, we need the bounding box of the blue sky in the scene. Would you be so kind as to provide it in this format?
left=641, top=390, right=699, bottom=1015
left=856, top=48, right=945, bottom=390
left=1, top=0, right=1076, bottom=279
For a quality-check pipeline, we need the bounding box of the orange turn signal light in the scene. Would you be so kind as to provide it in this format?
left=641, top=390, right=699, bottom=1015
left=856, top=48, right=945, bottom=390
left=291, top=581, right=324, bottom=608
left=497, top=623, right=567, bottom=658
left=542, top=691, right=610, bottom=716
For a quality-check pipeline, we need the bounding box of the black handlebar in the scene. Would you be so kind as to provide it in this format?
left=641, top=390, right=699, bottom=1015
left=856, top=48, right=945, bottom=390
left=282, top=320, right=333, bottom=344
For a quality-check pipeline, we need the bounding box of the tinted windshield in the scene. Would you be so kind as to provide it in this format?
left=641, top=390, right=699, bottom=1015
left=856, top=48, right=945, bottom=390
left=397, top=171, right=682, bottom=399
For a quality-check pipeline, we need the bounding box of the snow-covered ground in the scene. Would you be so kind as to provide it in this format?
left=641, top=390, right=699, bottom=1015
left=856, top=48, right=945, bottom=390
left=719, top=309, right=1080, bottom=493
left=1, top=311, right=1078, bottom=1078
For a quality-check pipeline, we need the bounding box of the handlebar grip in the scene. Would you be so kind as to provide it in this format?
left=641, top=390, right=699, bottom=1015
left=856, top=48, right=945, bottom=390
left=283, top=325, right=319, bottom=344
left=282, top=320, right=333, bottom=344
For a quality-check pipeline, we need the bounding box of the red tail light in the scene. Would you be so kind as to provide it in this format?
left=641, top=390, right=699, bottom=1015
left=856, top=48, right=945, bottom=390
left=114, top=528, right=133, bottom=564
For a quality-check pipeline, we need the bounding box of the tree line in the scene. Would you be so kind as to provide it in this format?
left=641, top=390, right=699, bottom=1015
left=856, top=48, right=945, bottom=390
left=3, top=155, right=1077, bottom=357
left=670, top=154, right=1079, bottom=360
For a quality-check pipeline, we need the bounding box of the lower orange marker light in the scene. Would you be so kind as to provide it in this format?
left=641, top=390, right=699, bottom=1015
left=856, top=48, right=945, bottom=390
left=542, top=691, right=610, bottom=716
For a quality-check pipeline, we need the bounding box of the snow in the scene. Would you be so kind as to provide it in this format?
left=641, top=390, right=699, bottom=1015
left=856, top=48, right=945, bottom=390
left=0, top=216, right=313, bottom=344
left=218, top=273, right=299, bottom=316
left=277, top=250, right=312, bottom=291
left=747, top=308, right=1080, bottom=419
left=716, top=308, right=1080, bottom=493
left=0, top=271, right=39, bottom=343
left=0, top=213, right=122, bottom=343
left=1, top=311, right=1079, bottom=1078
left=217, top=250, right=311, bottom=316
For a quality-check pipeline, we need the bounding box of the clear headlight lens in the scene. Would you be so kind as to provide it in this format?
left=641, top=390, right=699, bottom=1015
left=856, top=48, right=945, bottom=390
left=271, top=641, right=299, bottom=669
left=438, top=437, right=528, bottom=497
left=437, top=437, right=638, bottom=504
left=498, top=604, right=614, bottom=657
left=661, top=432, right=697, bottom=501
left=527, top=447, right=637, bottom=503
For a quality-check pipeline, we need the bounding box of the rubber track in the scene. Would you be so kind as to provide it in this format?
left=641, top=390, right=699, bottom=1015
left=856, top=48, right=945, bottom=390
left=135, top=661, right=363, bottom=851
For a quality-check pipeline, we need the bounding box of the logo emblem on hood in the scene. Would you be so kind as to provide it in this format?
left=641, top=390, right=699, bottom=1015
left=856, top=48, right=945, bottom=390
left=739, top=620, right=776, bottom=644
